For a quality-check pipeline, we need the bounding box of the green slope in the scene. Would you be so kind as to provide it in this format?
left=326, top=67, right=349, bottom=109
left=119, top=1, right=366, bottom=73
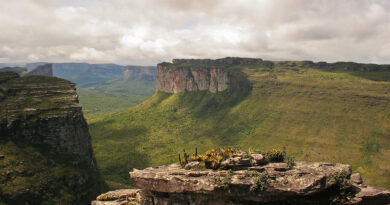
left=76, top=68, right=156, bottom=119
left=0, top=140, right=105, bottom=205
left=89, top=62, right=390, bottom=189
left=77, top=89, right=150, bottom=119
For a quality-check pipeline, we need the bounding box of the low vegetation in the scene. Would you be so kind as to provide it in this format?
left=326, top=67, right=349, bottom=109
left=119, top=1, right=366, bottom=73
left=89, top=61, right=390, bottom=189
left=245, top=170, right=270, bottom=191
left=77, top=89, right=149, bottom=119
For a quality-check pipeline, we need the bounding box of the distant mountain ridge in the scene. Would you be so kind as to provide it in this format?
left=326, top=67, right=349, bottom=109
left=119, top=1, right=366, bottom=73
left=23, top=63, right=158, bottom=118
left=0, top=64, right=53, bottom=77
left=24, top=63, right=157, bottom=90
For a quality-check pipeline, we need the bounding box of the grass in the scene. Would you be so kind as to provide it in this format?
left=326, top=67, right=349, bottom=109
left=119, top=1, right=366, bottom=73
left=0, top=140, right=106, bottom=205
left=76, top=71, right=156, bottom=119
left=88, top=62, right=390, bottom=189
left=77, top=89, right=150, bottom=119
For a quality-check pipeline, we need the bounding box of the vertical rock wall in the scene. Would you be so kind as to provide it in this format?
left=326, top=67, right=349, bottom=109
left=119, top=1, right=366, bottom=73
left=156, top=66, right=230, bottom=93
left=156, top=58, right=255, bottom=94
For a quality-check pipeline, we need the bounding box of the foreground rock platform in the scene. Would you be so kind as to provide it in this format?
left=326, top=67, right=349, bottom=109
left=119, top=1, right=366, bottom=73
left=94, top=160, right=390, bottom=204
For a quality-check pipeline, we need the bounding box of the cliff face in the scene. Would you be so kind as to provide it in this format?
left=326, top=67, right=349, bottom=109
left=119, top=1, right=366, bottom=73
left=0, top=73, right=92, bottom=163
left=0, top=73, right=106, bottom=204
left=156, top=58, right=253, bottom=94
left=156, top=66, right=229, bottom=93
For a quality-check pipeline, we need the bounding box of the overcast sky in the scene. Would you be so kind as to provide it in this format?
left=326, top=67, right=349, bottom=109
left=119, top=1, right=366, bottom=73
left=0, top=0, right=389, bottom=65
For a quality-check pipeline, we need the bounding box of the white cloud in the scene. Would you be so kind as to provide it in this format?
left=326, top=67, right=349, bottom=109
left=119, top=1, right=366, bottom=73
left=0, top=0, right=389, bottom=65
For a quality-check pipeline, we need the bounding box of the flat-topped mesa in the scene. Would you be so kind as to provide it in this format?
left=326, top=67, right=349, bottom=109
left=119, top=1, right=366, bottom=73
left=156, top=58, right=253, bottom=94
left=0, top=72, right=107, bottom=204
left=172, top=57, right=263, bottom=65
left=0, top=73, right=94, bottom=164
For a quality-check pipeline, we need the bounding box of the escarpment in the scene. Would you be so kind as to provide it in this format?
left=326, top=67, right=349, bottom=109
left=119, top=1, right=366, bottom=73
left=0, top=73, right=92, bottom=163
left=156, top=58, right=253, bottom=93
left=0, top=72, right=106, bottom=204
left=0, top=64, right=53, bottom=77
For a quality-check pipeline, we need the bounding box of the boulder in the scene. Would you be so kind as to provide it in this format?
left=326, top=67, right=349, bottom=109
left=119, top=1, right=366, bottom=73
left=351, top=173, right=363, bottom=184
left=348, top=184, right=390, bottom=204
left=184, top=161, right=200, bottom=170
left=221, top=156, right=251, bottom=168
left=250, top=153, right=266, bottom=165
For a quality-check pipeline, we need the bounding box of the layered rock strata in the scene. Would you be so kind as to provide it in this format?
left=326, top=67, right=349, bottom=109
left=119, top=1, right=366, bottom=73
left=129, top=162, right=390, bottom=204
left=156, top=58, right=253, bottom=94
left=0, top=73, right=106, bottom=204
left=0, top=74, right=93, bottom=164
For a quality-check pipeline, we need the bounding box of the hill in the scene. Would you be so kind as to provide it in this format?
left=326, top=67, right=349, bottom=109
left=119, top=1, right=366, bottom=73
left=89, top=58, right=390, bottom=190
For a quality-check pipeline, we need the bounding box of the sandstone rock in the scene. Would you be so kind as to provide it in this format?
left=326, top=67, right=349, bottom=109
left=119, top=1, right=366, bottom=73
left=351, top=173, right=363, bottom=184
left=129, top=161, right=366, bottom=204
left=248, top=162, right=290, bottom=172
left=92, top=189, right=140, bottom=205
left=348, top=184, right=390, bottom=204
left=184, top=161, right=200, bottom=170
left=250, top=153, right=266, bottom=165
left=156, top=58, right=252, bottom=94
left=221, top=156, right=251, bottom=169
left=0, top=74, right=95, bottom=164
left=0, top=72, right=106, bottom=204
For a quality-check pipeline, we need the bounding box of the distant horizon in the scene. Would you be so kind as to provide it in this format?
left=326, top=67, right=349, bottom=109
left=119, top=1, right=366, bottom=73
left=2, top=57, right=390, bottom=68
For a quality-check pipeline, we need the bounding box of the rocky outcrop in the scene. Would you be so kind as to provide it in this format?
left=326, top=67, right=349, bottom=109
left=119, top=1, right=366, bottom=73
left=156, top=58, right=253, bottom=94
left=0, top=74, right=93, bottom=164
left=0, top=72, right=106, bottom=204
left=94, top=149, right=390, bottom=205
left=92, top=189, right=140, bottom=205
left=23, top=64, right=53, bottom=77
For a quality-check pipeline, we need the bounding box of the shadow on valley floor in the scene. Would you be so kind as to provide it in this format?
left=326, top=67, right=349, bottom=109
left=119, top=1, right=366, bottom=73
left=89, top=121, right=151, bottom=188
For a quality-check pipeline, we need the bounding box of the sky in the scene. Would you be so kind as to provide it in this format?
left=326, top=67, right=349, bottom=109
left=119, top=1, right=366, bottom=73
left=0, top=0, right=389, bottom=65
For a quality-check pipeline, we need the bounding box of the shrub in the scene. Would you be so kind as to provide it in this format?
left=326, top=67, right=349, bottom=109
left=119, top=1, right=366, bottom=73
left=264, top=148, right=286, bottom=162
left=245, top=170, right=270, bottom=191
left=285, top=156, right=295, bottom=169
left=180, top=147, right=239, bottom=170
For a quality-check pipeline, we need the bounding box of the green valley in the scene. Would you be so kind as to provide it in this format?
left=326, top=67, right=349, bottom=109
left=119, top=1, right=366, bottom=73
left=88, top=60, right=390, bottom=190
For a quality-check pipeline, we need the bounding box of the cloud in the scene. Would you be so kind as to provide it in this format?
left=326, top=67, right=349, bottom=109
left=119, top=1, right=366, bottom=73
left=0, top=0, right=389, bottom=65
